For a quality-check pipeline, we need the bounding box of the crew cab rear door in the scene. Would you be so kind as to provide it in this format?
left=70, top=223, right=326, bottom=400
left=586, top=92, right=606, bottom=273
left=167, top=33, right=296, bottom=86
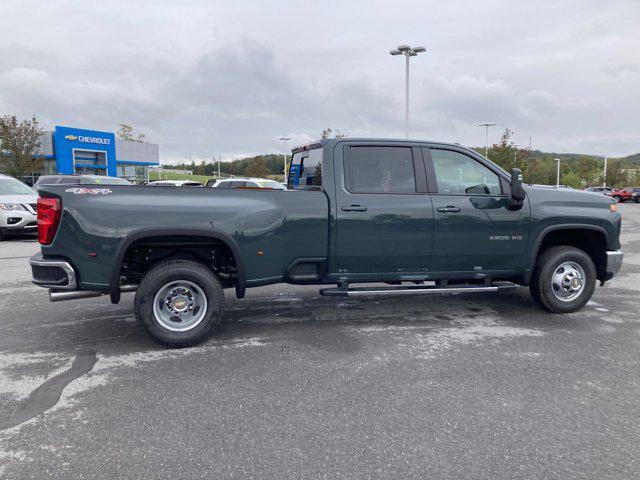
left=423, top=146, right=530, bottom=275
left=333, top=143, right=434, bottom=277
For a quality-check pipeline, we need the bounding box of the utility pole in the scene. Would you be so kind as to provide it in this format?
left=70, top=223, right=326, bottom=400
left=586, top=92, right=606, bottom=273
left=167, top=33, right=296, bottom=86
left=279, top=136, right=291, bottom=183
left=389, top=45, right=426, bottom=138
left=603, top=156, right=608, bottom=187
left=555, top=158, right=561, bottom=187
left=478, top=122, right=496, bottom=158
left=217, top=159, right=221, bottom=179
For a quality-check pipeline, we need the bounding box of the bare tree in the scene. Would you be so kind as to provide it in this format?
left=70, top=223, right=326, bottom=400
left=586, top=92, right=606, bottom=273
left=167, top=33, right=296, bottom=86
left=117, top=123, right=148, bottom=143
left=321, top=128, right=346, bottom=139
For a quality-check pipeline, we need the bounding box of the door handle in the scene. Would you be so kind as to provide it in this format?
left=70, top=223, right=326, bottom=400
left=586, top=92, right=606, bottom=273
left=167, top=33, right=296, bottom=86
left=341, top=205, right=367, bottom=212
left=437, top=206, right=461, bottom=213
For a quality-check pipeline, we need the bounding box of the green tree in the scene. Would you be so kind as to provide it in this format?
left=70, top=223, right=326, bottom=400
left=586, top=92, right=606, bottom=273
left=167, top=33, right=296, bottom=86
left=605, top=159, right=624, bottom=188
left=488, top=128, right=519, bottom=171
left=117, top=123, right=148, bottom=143
left=0, top=115, right=44, bottom=175
left=561, top=171, right=582, bottom=189
left=244, top=156, right=270, bottom=177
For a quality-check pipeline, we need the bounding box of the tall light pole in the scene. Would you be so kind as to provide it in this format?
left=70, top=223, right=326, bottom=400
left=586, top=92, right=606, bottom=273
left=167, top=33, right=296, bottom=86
left=279, top=136, right=291, bottom=183
left=592, top=155, right=608, bottom=187
left=390, top=45, right=426, bottom=138
left=554, top=158, right=561, bottom=187
left=478, top=122, right=496, bottom=158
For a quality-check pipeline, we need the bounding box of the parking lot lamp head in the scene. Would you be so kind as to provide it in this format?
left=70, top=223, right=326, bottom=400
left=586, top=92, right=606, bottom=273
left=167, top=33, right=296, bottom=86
left=478, top=122, right=496, bottom=158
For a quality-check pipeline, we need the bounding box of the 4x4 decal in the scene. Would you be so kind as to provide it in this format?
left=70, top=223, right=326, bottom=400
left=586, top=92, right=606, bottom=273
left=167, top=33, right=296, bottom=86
left=64, top=188, right=113, bottom=195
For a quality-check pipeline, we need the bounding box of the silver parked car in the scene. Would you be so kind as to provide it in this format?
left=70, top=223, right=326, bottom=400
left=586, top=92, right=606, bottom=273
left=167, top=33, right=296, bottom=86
left=0, top=173, right=38, bottom=241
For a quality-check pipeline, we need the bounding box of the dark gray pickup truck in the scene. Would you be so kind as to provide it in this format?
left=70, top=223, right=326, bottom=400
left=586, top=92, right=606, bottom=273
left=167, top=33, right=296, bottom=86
left=31, top=138, right=623, bottom=347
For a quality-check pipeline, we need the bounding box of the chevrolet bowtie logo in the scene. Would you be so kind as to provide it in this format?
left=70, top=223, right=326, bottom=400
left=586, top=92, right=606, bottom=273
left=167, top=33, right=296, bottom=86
left=65, top=134, right=78, bottom=141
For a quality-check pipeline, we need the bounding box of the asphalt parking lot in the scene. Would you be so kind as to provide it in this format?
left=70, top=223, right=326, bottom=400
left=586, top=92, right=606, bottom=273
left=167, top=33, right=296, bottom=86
left=1, top=206, right=639, bottom=479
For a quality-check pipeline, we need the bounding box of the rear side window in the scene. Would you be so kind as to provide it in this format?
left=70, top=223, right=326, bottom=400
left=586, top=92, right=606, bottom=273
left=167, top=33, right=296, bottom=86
left=346, top=146, right=416, bottom=194
left=288, top=148, right=323, bottom=190
left=35, top=176, right=59, bottom=186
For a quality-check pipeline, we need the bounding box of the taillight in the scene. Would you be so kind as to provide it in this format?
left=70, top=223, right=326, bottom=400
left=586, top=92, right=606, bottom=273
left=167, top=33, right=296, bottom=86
left=37, top=197, right=61, bottom=245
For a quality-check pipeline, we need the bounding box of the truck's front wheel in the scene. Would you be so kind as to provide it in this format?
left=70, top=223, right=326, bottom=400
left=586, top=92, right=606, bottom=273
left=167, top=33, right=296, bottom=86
left=530, top=246, right=596, bottom=313
left=134, top=260, right=224, bottom=347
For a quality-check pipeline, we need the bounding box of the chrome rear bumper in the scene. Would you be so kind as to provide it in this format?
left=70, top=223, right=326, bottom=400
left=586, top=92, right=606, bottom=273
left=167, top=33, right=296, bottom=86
left=30, top=254, right=77, bottom=290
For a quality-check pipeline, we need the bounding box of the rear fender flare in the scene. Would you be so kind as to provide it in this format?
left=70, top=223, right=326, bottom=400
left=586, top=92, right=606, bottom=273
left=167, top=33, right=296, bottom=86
left=109, top=227, right=246, bottom=303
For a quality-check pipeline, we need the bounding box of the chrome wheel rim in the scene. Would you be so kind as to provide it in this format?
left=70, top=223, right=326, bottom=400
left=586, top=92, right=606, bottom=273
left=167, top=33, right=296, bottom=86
left=551, top=261, right=586, bottom=302
left=153, top=280, right=208, bottom=332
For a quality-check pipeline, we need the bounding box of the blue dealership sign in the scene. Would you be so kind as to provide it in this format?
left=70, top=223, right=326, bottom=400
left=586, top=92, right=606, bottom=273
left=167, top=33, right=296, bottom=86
left=53, top=126, right=117, bottom=176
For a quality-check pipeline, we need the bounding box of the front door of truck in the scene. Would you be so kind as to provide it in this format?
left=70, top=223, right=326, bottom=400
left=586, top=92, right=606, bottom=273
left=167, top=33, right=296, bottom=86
left=334, top=144, right=434, bottom=277
left=424, top=147, right=529, bottom=275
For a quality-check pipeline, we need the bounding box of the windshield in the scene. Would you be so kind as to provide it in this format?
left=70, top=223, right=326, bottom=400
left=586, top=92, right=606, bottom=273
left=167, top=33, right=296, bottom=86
left=0, top=178, right=35, bottom=195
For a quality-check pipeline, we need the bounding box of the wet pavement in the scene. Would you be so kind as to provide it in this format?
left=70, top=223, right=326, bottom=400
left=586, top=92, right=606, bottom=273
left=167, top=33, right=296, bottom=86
left=0, top=206, right=639, bottom=479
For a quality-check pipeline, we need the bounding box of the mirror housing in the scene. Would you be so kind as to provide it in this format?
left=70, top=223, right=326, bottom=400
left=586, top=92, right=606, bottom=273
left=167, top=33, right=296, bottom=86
left=510, top=168, right=525, bottom=201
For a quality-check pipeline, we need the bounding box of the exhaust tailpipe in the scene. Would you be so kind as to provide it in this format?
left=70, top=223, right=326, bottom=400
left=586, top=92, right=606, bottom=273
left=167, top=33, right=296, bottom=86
left=48, top=284, right=138, bottom=302
left=49, top=290, right=104, bottom=302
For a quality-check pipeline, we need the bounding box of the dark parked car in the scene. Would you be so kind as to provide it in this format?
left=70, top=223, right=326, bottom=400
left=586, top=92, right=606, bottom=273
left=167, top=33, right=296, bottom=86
left=630, top=188, right=640, bottom=203
left=31, top=138, right=623, bottom=347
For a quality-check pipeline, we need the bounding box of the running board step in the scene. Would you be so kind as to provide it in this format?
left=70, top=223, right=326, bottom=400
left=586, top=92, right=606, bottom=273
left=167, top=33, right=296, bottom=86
left=319, top=282, right=517, bottom=297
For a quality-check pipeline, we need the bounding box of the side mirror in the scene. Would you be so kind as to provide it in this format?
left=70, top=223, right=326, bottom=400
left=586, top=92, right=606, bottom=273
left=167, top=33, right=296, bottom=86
left=511, top=168, right=525, bottom=201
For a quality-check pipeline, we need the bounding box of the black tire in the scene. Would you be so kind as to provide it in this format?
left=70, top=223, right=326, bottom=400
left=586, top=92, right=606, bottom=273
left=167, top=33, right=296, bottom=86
left=529, top=246, right=596, bottom=313
left=0, top=229, right=5, bottom=241
left=134, top=260, right=224, bottom=347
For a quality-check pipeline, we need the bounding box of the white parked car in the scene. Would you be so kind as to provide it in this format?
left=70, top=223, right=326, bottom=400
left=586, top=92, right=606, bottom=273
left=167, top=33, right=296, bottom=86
left=146, top=180, right=204, bottom=187
left=0, top=173, right=38, bottom=241
left=209, top=177, right=287, bottom=190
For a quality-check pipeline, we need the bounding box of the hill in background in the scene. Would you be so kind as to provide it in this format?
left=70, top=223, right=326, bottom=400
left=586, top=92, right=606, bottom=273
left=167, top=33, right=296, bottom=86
left=163, top=147, right=640, bottom=188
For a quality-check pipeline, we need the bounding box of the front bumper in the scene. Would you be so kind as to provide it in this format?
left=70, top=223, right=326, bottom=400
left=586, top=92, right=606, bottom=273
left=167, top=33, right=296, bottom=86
left=605, top=250, right=623, bottom=279
left=0, top=210, right=37, bottom=232
left=30, top=253, right=78, bottom=290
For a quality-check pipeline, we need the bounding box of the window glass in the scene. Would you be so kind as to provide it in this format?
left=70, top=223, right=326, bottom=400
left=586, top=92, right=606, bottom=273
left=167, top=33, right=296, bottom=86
left=430, top=149, right=501, bottom=195
left=347, top=147, right=415, bottom=194
left=60, top=177, right=81, bottom=184
left=258, top=180, right=284, bottom=189
left=289, top=148, right=323, bottom=190
left=0, top=178, right=35, bottom=195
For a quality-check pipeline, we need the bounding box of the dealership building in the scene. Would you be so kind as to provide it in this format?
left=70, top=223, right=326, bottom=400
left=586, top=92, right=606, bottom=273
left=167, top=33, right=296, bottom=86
left=35, top=126, right=159, bottom=183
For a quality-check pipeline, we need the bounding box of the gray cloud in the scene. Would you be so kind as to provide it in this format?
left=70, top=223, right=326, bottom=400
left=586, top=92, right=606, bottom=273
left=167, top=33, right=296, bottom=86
left=0, top=0, right=638, bottom=162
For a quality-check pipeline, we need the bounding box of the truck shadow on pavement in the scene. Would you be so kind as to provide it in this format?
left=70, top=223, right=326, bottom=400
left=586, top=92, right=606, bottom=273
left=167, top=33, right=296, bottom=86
left=7, top=282, right=629, bottom=358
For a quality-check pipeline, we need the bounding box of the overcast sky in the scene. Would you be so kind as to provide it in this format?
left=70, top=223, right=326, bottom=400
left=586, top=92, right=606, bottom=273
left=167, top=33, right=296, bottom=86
left=1, top=0, right=638, bottom=162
